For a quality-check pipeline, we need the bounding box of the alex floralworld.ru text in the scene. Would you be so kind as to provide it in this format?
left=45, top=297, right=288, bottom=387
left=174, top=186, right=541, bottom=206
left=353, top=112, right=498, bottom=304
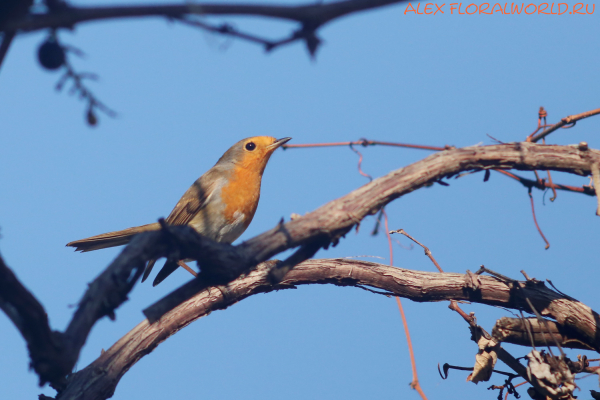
left=404, top=2, right=595, bottom=14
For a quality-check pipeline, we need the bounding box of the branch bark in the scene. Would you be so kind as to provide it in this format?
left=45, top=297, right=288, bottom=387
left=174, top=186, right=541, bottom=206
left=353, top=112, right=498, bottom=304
left=58, top=258, right=599, bottom=400
left=492, top=317, right=595, bottom=351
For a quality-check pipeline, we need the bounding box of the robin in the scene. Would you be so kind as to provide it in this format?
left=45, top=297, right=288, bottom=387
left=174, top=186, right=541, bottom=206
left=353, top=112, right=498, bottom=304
left=67, top=136, right=291, bottom=286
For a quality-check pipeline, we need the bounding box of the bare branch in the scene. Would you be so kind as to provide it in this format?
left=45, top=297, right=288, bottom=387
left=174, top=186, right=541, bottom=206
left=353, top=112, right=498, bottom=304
left=0, top=252, right=67, bottom=387
left=283, top=138, right=448, bottom=151
left=0, top=31, right=15, bottom=71
left=494, top=169, right=596, bottom=196
left=1, top=0, right=404, bottom=32
left=493, top=317, right=595, bottom=351
left=60, top=258, right=599, bottom=400
left=0, top=0, right=32, bottom=69
left=529, top=107, right=600, bottom=143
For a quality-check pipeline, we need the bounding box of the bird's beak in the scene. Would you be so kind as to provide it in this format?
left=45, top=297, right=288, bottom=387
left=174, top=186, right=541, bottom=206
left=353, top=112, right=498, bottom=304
left=267, top=137, right=292, bottom=150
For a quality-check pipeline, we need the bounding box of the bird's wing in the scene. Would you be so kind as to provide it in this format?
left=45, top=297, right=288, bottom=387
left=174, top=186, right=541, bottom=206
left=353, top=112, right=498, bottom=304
left=165, top=168, right=225, bottom=226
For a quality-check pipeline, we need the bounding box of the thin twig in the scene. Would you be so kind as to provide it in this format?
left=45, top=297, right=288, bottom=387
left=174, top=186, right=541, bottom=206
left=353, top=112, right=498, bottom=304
left=524, top=300, right=558, bottom=355
left=386, top=221, right=428, bottom=399
left=395, top=296, right=428, bottom=399
left=284, top=138, right=447, bottom=152
left=349, top=142, right=373, bottom=181
left=529, top=107, right=600, bottom=143
left=177, top=18, right=302, bottom=52
left=504, top=381, right=527, bottom=400
left=494, top=169, right=595, bottom=196
left=389, top=229, right=444, bottom=273
left=528, top=189, right=550, bottom=249
left=177, top=260, right=197, bottom=277
left=58, top=58, right=117, bottom=123
left=520, top=311, right=537, bottom=349
left=542, top=138, right=558, bottom=202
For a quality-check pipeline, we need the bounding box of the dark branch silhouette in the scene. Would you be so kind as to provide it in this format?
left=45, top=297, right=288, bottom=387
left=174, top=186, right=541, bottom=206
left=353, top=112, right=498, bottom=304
left=0, top=0, right=406, bottom=122
left=1, top=0, right=404, bottom=33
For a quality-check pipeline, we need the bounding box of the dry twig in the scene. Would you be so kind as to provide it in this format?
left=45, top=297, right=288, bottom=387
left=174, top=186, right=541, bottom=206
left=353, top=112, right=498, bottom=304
left=528, top=107, right=600, bottom=143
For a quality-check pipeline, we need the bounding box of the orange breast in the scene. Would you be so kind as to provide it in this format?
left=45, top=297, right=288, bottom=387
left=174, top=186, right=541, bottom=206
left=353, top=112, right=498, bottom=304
left=219, top=165, right=262, bottom=228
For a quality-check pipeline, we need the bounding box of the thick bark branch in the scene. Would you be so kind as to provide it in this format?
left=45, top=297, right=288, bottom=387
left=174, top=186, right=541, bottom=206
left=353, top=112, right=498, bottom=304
left=1, top=0, right=403, bottom=32
left=492, top=317, right=595, bottom=351
left=0, top=252, right=68, bottom=386
left=58, top=258, right=599, bottom=400
left=241, top=142, right=599, bottom=264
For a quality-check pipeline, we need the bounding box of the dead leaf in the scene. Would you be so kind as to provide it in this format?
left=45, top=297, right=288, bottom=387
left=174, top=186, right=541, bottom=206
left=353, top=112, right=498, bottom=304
left=467, top=336, right=498, bottom=384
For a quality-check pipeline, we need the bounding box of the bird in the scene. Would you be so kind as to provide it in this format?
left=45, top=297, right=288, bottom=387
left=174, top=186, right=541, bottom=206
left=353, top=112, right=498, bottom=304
left=67, top=136, right=291, bottom=286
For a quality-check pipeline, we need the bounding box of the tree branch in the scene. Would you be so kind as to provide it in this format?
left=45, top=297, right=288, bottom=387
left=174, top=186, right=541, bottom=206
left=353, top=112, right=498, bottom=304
left=0, top=31, right=15, bottom=71
left=0, top=0, right=31, bottom=69
left=58, top=258, right=599, bottom=400
left=147, top=142, right=600, bottom=320
left=1, top=0, right=404, bottom=32
left=494, top=169, right=596, bottom=196
left=492, top=317, right=595, bottom=351
left=529, top=107, right=600, bottom=143
left=0, top=252, right=67, bottom=386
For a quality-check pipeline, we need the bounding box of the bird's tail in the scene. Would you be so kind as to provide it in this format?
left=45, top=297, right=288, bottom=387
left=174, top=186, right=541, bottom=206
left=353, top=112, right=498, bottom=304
left=66, top=222, right=161, bottom=252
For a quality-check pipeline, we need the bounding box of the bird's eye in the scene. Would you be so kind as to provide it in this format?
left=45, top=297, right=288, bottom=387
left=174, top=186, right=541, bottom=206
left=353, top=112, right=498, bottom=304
left=245, top=142, right=256, bottom=151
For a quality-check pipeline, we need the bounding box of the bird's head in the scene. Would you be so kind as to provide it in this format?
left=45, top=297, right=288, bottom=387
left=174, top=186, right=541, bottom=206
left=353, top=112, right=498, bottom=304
left=217, top=136, right=291, bottom=173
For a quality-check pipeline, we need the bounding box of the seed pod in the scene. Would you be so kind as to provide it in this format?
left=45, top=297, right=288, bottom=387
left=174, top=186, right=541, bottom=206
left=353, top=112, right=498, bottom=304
left=38, top=39, right=65, bottom=70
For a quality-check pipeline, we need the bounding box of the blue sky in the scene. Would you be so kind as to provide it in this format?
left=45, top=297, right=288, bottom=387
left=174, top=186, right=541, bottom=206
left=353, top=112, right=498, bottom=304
left=1, top=1, right=599, bottom=399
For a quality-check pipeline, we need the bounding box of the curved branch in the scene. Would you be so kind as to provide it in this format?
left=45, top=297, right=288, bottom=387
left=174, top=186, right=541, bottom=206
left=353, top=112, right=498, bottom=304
left=1, top=0, right=404, bottom=32
left=0, top=252, right=67, bottom=387
left=147, top=143, right=600, bottom=319
left=243, top=142, right=599, bottom=260
left=59, top=258, right=600, bottom=400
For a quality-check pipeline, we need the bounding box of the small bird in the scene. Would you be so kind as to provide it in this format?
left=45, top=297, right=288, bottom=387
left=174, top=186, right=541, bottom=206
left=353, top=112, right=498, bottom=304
left=67, top=136, right=291, bottom=286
